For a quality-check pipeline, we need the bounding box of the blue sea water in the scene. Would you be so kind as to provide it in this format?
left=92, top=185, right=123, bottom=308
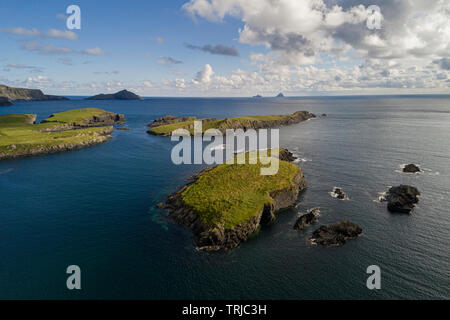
left=0, top=95, right=449, bottom=299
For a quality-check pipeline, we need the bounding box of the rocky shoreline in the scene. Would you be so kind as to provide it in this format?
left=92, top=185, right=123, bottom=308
left=162, top=150, right=307, bottom=251
left=0, top=128, right=113, bottom=161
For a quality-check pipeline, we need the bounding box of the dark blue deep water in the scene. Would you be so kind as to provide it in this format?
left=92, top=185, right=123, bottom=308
left=0, top=95, right=449, bottom=299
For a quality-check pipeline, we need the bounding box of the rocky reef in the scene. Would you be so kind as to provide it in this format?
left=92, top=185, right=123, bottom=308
left=310, top=221, right=362, bottom=247
left=162, top=149, right=306, bottom=251
left=147, top=111, right=316, bottom=136
left=0, top=84, right=68, bottom=104
left=293, top=208, right=320, bottom=230
left=403, top=163, right=421, bottom=173
left=385, top=185, right=420, bottom=213
left=330, top=187, right=349, bottom=200
left=85, top=89, right=143, bottom=100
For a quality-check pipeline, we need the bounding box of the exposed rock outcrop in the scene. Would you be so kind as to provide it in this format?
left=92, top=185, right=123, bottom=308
left=85, top=89, right=143, bottom=100
left=310, top=221, right=362, bottom=247
left=148, top=115, right=198, bottom=127
left=403, top=164, right=421, bottom=173
left=293, top=208, right=320, bottom=230
left=278, top=148, right=297, bottom=162
left=385, top=185, right=420, bottom=213
left=0, top=84, right=68, bottom=102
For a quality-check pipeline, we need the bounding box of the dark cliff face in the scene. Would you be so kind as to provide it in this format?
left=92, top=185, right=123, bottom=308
left=85, top=89, right=143, bottom=100
left=0, top=97, right=13, bottom=106
left=0, top=85, right=68, bottom=102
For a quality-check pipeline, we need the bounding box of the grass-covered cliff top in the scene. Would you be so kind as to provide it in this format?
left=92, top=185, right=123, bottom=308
left=180, top=150, right=301, bottom=228
left=41, top=108, right=106, bottom=124
left=147, top=111, right=314, bottom=136
left=0, top=109, right=112, bottom=159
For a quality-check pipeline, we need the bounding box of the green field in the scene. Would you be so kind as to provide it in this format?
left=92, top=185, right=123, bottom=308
left=41, top=108, right=106, bottom=124
left=0, top=109, right=112, bottom=158
left=180, top=150, right=301, bottom=228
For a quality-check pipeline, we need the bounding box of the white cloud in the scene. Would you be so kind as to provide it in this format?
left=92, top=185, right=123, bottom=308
left=192, top=64, right=214, bottom=84
left=0, top=27, right=78, bottom=40
left=82, top=47, right=107, bottom=55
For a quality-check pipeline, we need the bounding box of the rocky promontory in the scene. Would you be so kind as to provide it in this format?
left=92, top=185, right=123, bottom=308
left=162, top=149, right=306, bottom=251
left=310, top=221, right=362, bottom=247
left=147, top=111, right=316, bottom=136
left=385, top=185, right=420, bottom=213
left=0, top=84, right=68, bottom=104
left=85, top=89, right=143, bottom=100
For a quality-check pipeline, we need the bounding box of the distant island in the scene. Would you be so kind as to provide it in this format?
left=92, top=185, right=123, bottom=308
left=85, top=89, right=143, bottom=100
left=275, top=92, right=285, bottom=98
left=0, top=84, right=68, bottom=106
left=0, top=108, right=125, bottom=160
left=163, top=149, right=306, bottom=251
left=147, top=111, right=316, bottom=136
left=252, top=94, right=263, bottom=98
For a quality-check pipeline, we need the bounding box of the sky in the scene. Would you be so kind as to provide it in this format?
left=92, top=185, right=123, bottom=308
left=0, top=0, right=449, bottom=97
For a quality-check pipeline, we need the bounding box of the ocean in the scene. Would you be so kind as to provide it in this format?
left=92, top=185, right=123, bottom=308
left=0, top=95, right=449, bottom=299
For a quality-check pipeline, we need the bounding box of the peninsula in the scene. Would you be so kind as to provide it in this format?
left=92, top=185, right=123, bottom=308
left=85, top=89, right=143, bottom=100
left=0, top=84, right=68, bottom=105
left=147, top=111, right=315, bottom=136
left=162, top=149, right=306, bottom=251
left=0, top=108, right=125, bottom=160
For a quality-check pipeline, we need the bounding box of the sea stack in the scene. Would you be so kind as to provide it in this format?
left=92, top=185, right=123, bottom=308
left=385, top=185, right=420, bottom=213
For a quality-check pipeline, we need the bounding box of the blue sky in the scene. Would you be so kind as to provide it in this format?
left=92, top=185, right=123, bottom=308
left=0, top=0, right=449, bottom=96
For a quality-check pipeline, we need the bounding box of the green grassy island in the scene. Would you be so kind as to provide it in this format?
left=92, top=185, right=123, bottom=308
left=0, top=108, right=125, bottom=160
left=164, top=149, right=307, bottom=251
left=147, top=111, right=315, bottom=136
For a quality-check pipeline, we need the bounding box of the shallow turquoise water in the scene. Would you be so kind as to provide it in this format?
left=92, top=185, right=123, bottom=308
left=0, top=96, right=449, bottom=299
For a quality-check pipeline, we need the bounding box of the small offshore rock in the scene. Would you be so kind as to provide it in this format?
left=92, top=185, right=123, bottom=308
left=386, top=185, right=420, bottom=213
left=403, top=163, right=421, bottom=173
left=310, top=221, right=362, bottom=247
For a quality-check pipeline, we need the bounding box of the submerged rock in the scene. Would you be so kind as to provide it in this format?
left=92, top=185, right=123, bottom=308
left=293, top=208, right=320, bottom=230
left=310, top=221, right=362, bottom=247
left=403, top=164, right=421, bottom=173
left=116, top=126, right=130, bottom=130
left=386, top=185, right=420, bottom=213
